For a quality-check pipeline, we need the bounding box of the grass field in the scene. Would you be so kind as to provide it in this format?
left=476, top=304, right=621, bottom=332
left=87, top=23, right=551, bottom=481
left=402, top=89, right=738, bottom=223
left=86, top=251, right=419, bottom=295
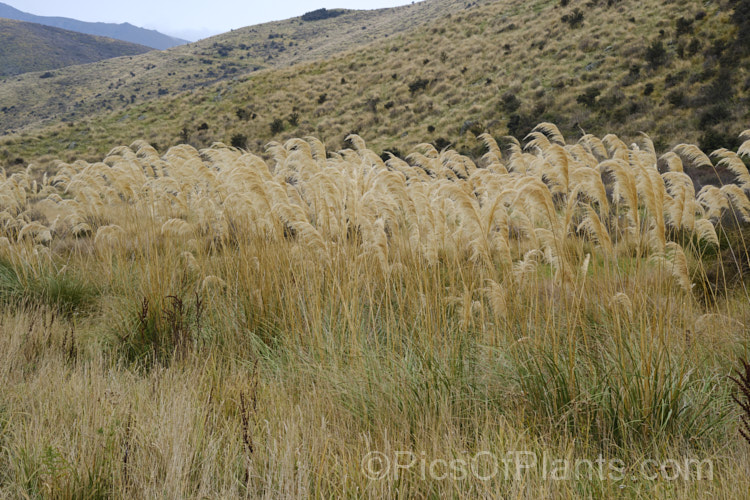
left=1, top=123, right=749, bottom=497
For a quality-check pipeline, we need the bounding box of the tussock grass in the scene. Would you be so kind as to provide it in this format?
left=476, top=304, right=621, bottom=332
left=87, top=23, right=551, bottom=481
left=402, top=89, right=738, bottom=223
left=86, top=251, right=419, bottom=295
left=0, top=257, right=98, bottom=315
left=0, top=124, right=749, bottom=497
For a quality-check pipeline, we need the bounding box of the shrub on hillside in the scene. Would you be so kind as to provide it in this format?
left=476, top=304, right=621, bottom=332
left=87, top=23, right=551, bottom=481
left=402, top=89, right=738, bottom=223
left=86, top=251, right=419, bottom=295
left=645, top=40, right=668, bottom=68
left=501, top=92, right=521, bottom=113
left=433, top=138, right=452, bottom=151
left=301, top=8, right=346, bottom=22
left=270, top=118, right=285, bottom=135
left=562, top=8, right=584, bottom=28
left=698, top=104, right=731, bottom=129
left=507, top=114, right=534, bottom=138
left=576, top=87, right=601, bottom=107
left=729, top=0, right=750, bottom=55
left=675, top=17, right=694, bottom=37
left=408, top=78, right=430, bottom=94
left=699, top=128, right=741, bottom=153
left=230, top=133, right=247, bottom=149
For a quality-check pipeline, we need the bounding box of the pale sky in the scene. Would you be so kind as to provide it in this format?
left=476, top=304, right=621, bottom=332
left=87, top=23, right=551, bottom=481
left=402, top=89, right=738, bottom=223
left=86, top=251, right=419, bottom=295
left=5, top=1, right=416, bottom=41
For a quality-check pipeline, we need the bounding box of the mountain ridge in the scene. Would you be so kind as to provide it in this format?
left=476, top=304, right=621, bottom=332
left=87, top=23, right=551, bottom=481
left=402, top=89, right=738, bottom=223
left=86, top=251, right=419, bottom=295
left=0, top=2, right=188, bottom=49
left=0, top=18, right=152, bottom=77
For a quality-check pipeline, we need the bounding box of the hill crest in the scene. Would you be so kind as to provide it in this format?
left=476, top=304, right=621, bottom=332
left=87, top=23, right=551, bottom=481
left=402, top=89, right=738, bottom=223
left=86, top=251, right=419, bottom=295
left=0, top=18, right=152, bottom=77
left=0, top=2, right=188, bottom=49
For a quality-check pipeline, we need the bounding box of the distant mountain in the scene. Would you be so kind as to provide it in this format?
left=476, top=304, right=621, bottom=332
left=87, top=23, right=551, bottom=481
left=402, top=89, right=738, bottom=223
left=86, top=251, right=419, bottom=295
left=0, top=2, right=188, bottom=49
left=0, top=18, right=151, bottom=77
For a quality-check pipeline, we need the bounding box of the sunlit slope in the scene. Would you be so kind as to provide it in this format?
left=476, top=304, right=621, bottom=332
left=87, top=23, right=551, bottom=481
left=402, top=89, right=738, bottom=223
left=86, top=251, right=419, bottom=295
left=0, top=0, right=747, bottom=169
left=0, top=0, right=491, bottom=133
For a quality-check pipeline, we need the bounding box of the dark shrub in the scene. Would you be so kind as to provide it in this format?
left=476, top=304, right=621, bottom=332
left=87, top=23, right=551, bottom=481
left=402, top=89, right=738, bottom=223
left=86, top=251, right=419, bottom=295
left=667, top=90, right=685, bottom=107
left=365, top=97, right=380, bottom=113
left=687, top=38, right=701, bottom=56
left=507, top=114, right=535, bottom=138
left=675, top=17, right=694, bottom=36
left=408, top=78, right=430, bottom=94
left=301, top=8, right=345, bottom=22
left=576, top=87, right=601, bottom=107
left=698, top=105, right=731, bottom=129
left=699, top=128, right=741, bottom=153
left=561, top=8, right=584, bottom=28
left=380, top=148, right=403, bottom=162
left=501, top=92, right=521, bottom=113
left=460, top=120, right=484, bottom=137
left=622, top=64, right=640, bottom=86
left=664, top=72, right=685, bottom=88
left=236, top=108, right=251, bottom=121
left=433, top=138, right=452, bottom=151
left=700, top=69, right=734, bottom=103
left=729, top=0, right=750, bottom=55
left=230, top=133, right=248, bottom=149
left=645, top=40, right=668, bottom=68
left=270, top=118, right=285, bottom=135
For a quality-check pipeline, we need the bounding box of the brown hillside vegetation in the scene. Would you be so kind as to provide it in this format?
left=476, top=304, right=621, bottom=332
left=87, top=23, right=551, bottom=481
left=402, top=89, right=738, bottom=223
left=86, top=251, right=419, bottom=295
left=0, top=0, right=491, bottom=133
left=0, top=0, right=748, bottom=171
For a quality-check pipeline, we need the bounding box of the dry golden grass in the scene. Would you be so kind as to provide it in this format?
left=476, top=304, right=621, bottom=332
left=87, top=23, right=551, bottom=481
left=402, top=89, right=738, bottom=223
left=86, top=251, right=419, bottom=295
left=1, top=123, right=750, bottom=497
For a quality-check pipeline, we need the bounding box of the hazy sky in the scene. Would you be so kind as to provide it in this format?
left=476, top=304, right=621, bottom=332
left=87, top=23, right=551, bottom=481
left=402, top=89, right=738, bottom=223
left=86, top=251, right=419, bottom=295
left=5, top=1, right=416, bottom=41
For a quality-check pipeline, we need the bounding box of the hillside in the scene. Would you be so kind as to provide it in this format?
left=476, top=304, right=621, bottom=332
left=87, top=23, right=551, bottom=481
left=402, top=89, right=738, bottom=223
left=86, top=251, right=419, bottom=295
left=0, top=0, right=748, bottom=170
left=0, top=2, right=187, bottom=49
left=0, top=18, right=152, bottom=77
left=0, top=0, right=491, bottom=137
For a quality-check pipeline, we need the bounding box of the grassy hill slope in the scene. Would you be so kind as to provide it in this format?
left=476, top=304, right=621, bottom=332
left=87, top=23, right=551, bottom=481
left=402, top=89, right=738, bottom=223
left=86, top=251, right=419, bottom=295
left=0, top=18, right=152, bottom=77
left=1, top=0, right=748, bottom=169
left=0, top=1, right=187, bottom=49
left=0, top=0, right=491, bottom=134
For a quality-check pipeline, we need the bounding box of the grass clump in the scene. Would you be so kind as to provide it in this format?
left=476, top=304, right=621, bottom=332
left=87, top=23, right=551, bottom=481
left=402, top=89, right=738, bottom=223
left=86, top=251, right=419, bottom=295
left=515, top=336, right=729, bottom=450
left=116, top=292, right=206, bottom=366
left=0, top=258, right=97, bottom=316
